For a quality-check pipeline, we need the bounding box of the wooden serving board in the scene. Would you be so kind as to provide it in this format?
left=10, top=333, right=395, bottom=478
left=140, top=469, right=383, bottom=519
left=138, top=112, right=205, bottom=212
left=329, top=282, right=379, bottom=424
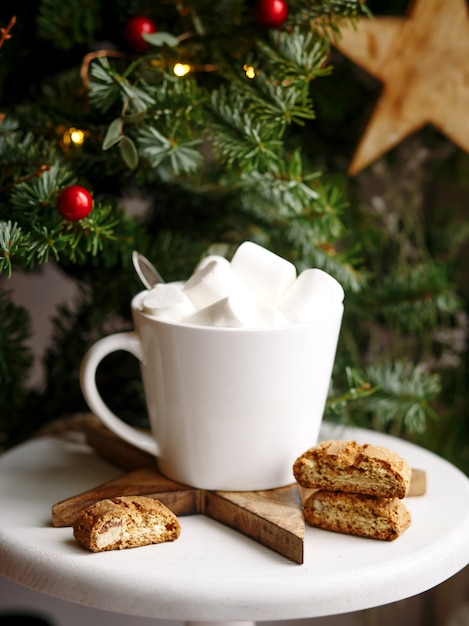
left=52, top=421, right=305, bottom=564
left=52, top=421, right=426, bottom=564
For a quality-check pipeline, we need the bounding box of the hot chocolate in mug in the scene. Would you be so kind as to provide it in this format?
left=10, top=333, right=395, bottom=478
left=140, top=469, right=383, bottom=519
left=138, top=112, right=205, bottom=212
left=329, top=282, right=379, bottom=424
left=80, top=291, right=343, bottom=491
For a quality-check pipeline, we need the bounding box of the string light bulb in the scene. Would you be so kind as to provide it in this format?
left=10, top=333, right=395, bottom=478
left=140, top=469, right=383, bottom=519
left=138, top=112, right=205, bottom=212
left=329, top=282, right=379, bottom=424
left=173, top=63, right=192, bottom=77
left=70, top=128, right=85, bottom=145
left=62, top=127, right=86, bottom=147
left=243, top=64, right=256, bottom=79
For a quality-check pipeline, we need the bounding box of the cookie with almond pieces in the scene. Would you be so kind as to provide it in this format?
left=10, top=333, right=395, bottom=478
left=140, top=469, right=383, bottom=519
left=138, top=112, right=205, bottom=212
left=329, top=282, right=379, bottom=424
left=293, top=440, right=412, bottom=499
left=73, top=495, right=181, bottom=552
left=304, top=490, right=411, bottom=541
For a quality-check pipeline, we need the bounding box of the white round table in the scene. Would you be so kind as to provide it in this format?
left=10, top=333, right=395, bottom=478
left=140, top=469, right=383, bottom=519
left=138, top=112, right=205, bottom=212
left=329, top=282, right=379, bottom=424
left=0, top=423, right=468, bottom=623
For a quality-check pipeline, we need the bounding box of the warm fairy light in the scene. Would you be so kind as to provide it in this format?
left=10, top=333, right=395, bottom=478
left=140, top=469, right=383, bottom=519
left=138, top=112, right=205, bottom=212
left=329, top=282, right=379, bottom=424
left=243, top=64, right=256, bottom=79
left=62, top=127, right=86, bottom=147
left=173, top=63, right=192, bottom=77
left=70, top=128, right=85, bottom=145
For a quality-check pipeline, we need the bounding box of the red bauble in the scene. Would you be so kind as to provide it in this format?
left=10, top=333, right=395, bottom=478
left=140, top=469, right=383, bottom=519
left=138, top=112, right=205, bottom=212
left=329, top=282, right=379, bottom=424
left=124, top=16, right=157, bottom=53
left=57, top=185, right=93, bottom=221
left=254, top=0, right=288, bottom=28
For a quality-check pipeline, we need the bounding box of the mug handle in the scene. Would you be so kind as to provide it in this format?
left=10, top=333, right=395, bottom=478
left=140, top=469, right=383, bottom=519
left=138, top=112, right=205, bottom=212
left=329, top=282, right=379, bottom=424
left=80, top=332, right=159, bottom=456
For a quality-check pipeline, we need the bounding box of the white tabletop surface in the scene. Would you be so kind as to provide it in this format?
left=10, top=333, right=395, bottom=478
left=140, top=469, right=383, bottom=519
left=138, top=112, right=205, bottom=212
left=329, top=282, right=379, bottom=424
left=0, top=423, right=468, bottom=621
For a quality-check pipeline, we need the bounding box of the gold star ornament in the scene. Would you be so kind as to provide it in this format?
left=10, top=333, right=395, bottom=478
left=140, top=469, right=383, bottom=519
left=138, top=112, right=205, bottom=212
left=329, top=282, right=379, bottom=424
left=334, top=0, right=469, bottom=175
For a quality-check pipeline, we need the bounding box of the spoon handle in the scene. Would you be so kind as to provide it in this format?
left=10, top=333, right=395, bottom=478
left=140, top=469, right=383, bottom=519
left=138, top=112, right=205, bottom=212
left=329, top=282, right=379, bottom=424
left=132, top=250, right=165, bottom=289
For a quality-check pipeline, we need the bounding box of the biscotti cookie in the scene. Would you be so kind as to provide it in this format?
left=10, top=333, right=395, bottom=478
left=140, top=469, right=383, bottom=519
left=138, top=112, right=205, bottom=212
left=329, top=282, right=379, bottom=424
left=303, top=490, right=411, bottom=541
left=73, top=495, right=181, bottom=552
left=293, top=440, right=412, bottom=499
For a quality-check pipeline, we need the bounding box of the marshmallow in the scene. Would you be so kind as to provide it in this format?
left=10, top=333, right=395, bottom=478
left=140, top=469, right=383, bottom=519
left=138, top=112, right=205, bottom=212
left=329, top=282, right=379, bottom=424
left=230, top=241, right=296, bottom=305
left=140, top=244, right=345, bottom=328
left=193, top=254, right=231, bottom=273
left=279, top=268, right=344, bottom=324
left=183, top=258, right=256, bottom=310
left=142, top=283, right=195, bottom=322
left=256, top=304, right=290, bottom=327
left=187, top=296, right=264, bottom=328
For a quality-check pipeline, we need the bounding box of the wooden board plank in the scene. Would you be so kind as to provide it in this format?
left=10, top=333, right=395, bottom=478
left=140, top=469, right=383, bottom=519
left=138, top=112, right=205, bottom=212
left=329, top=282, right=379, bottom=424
left=52, top=437, right=305, bottom=563
left=205, top=485, right=304, bottom=564
left=52, top=466, right=200, bottom=527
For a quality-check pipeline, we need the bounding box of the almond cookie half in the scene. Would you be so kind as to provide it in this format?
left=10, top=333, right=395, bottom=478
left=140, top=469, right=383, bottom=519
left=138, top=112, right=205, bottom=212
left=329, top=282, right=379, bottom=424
left=73, top=495, right=181, bottom=552
left=293, top=440, right=412, bottom=499
left=303, top=490, right=411, bottom=541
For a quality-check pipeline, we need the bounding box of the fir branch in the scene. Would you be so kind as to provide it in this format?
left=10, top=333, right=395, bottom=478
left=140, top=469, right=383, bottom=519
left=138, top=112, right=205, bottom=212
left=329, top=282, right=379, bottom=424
left=231, top=70, right=316, bottom=127
left=216, top=31, right=328, bottom=128
left=0, top=291, right=32, bottom=384
left=279, top=219, right=362, bottom=292
left=37, top=0, right=102, bottom=50
left=209, top=88, right=283, bottom=170
left=81, top=50, right=129, bottom=90
left=88, top=57, right=156, bottom=114
left=289, top=0, right=369, bottom=34
left=224, top=151, right=364, bottom=292
left=145, top=74, right=205, bottom=121
left=20, top=203, right=134, bottom=267
left=183, top=0, right=248, bottom=38
left=0, top=290, right=33, bottom=431
left=119, top=77, right=157, bottom=114
left=25, top=223, right=61, bottom=265
left=363, top=360, right=441, bottom=433
left=88, top=58, right=128, bottom=114
left=327, top=360, right=441, bottom=434
left=12, top=71, right=91, bottom=139
left=0, top=164, right=51, bottom=195
left=259, top=27, right=331, bottom=84
left=138, top=124, right=203, bottom=175
left=368, top=263, right=462, bottom=333
left=238, top=153, right=320, bottom=215
left=0, top=221, right=23, bottom=276
left=75, top=203, right=120, bottom=257
left=0, top=118, right=47, bottom=179
left=9, top=162, right=73, bottom=220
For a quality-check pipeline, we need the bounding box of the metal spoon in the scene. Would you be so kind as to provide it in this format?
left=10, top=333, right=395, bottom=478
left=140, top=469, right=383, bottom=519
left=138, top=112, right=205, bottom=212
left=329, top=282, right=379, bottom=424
left=132, top=250, right=165, bottom=289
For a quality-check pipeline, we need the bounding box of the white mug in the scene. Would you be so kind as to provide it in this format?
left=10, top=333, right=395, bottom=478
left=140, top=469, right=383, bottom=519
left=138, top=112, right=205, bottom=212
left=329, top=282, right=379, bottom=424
left=80, top=291, right=343, bottom=491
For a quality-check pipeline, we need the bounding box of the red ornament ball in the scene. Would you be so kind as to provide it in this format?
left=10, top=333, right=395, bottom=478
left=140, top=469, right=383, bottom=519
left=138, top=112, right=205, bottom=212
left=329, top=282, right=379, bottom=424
left=254, top=0, right=288, bottom=28
left=57, top=185, right=93, bottom=221
left=124, top=15, right=157, bottom=53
